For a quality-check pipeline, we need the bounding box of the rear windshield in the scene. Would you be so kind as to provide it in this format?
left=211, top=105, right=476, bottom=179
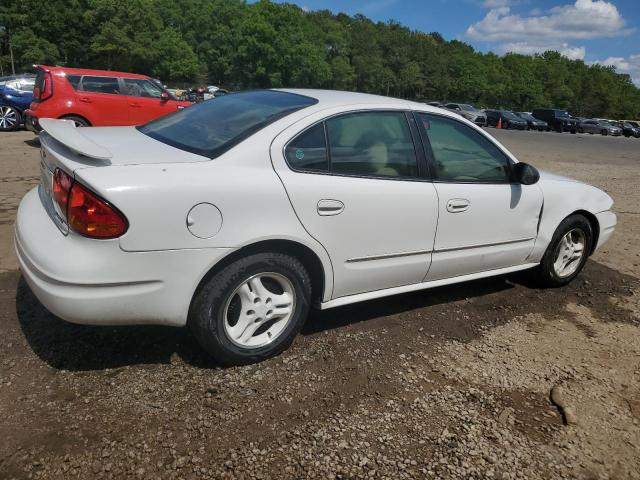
left=138, top=90, right=318, bottom=158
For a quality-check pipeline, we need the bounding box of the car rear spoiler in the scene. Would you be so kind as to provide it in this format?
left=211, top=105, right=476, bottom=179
left=39, top=118, right=112, bottom=161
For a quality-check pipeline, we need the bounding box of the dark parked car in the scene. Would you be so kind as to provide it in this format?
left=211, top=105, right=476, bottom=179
left=532, top=108, right=579, bottom=133
left=484, top=110, right=527, bottom=130
left=0, top=74, right=35, bottom=131
left=611, top=121, right=640, bottom=138
left=515, top=112, right=548, bottom=131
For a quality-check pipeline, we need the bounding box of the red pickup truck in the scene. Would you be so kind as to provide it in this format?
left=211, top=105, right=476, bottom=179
left=25, top=65, right=192, bottom=131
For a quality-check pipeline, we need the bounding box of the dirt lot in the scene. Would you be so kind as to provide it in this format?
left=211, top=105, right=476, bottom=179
left=0, top=128, right=639, bottom=479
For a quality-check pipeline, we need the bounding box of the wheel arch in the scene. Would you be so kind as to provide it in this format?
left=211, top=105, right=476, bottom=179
left=58, top=113, right=92, bottom=126
left=570, top=209, right=600, bottom=255
left=189, top=239, right=329, bottom=316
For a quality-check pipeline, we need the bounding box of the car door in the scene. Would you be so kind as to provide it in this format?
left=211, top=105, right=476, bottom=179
left=121, top=78, right=183, bottom=125
left=77, top=76, right=130, bottom=126
left=414, top=112, right=543, bottom=280
left=271, top=109, right=439, bottom=300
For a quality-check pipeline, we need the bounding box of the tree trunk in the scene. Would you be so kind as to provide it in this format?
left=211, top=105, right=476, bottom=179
left=9, top=37, right=15, bottom=75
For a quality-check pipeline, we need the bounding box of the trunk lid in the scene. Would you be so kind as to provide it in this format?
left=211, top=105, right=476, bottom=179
left=39, top=118, right=209, bottom=173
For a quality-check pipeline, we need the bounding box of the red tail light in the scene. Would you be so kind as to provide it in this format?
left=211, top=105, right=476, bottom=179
left=52, top=168, right=73, bottom=215
left=52, top=168, right=128, bottom=239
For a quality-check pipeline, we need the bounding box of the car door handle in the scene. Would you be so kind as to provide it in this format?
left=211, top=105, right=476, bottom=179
left=78, top=97, right=92, bottom=103
left=129, top=102, right=142, bottom=107
left=317, top=199, right=345, bottom=216
left=446, top=198, right=470, bottom=213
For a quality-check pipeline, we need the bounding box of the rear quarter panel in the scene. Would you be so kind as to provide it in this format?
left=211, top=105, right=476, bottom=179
left=73, top=133, right=334, bottom=299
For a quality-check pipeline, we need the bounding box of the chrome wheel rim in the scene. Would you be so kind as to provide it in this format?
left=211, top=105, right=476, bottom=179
left=223, top=272, right=296, bottom=349
left=553, top=228, right=586, bottom=278
left=0, top=106, right=17, bottom=129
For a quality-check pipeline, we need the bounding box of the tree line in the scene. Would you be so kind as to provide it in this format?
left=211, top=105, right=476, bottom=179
left=2, top=0, right=639, bottom=118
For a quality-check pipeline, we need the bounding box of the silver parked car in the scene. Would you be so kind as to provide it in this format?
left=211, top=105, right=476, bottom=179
left=443, top=103, right=487, bottom=127
left=579, top=119, right=622, bottom=136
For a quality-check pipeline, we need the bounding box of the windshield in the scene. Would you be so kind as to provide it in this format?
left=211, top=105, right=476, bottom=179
left=557, top=111, right=571, bottom=118
left=502, top=111, right=520, bottom=120
left=517, top=112, right=534, bottom=120
left=138, top=90, right=318, bottom=158
left=459, top=104, right=479, bottom=112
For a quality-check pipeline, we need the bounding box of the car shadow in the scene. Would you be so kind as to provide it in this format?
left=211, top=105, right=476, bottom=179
left=23, top=137, right=40, bottom=148
left=14, top=260, right=638, bottom=373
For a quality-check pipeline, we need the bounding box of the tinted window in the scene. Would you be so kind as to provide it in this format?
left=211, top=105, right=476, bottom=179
left=285, top=123, right=328, bottom=172
left=66, top=75, right=81, bottom=90
left=139, top=90, right=317, bottom=158
left=325, top=111, right=418, bottom=178
left=123, top=78, right=163, bottom=98
left=81, top=76, right=121, bottom=94
left=417, top=113, right=511, bottom=183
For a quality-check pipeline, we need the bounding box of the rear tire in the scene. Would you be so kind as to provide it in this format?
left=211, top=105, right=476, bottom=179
left=60, top=115, right=90, bottom=127
left=0, top=106, right=21, bottom=131
left=601, top=129, right=608, bottom=136
left=189, top=252, right=311, bottom=365
left=535, top=214, right=593, bottom=287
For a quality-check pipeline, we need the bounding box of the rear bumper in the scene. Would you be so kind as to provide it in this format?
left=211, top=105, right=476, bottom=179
left=24, top=110, right=41, bottom=133
left=15, top=187, right=232, bottom=327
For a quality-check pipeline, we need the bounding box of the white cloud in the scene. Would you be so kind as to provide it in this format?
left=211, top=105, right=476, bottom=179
left=481, top=0, right=519, bottom=7
left=593, top=54, right=640, bottom=86
left=499, top=42, right=586, bottom=60
left=467, top=0, right=632, bottom=42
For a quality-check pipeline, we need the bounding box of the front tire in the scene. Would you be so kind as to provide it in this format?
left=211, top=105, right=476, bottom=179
left=189, top=253, right=311, bottom=365
left=535, top=214, right=593, bottom=287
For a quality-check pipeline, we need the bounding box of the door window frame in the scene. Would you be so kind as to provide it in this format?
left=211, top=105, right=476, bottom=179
left=413, top=111, right=516, bottom=184
left=283, top=109, right=431, bottom=182
left=77, top=75, right=122, bottom=96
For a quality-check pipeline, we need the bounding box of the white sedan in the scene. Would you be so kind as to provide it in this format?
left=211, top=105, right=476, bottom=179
left=15, top=90, right=616, bottom=365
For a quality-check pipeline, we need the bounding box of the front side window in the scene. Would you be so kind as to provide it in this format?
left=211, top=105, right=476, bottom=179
left=285, top=123, right=328, bottom=172
left=139, top=90, right=318, bottom=158
left=81, top=76, right=121, bottom=95
left=325, top=111, right=418, bottom=178
left=417, top=113, right=511, bottom=183
left=123, top=78, right=163, bottom=98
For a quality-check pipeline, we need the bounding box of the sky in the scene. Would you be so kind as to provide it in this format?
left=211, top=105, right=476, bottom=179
left=270, top=0, right=640, bottom=85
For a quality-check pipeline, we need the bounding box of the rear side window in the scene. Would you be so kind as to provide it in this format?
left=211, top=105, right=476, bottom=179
left=66, top=75, right=81, bottom=89
left=285, top=123, right=328, bottom=172
left=123, top=78, right=163, bottom=98
left=326, top=111, right=418, bottom=178
left=139, top=90, right=318, bottom=158
left=81, top=76, right=121, bottom=94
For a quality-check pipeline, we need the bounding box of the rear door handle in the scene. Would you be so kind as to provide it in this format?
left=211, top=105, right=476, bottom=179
left=446, top=198, right=470, bottom=213
left=78, top=97, right=92, bottom=103
left=129, top=102, right=142, bottom=107
left=317, top=199, right=345, bottom=216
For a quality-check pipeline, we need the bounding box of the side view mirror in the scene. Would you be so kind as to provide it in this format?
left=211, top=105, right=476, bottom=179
left=513, top=162, right=540, bottom=185
left=160, top=91, right=170, bottom=101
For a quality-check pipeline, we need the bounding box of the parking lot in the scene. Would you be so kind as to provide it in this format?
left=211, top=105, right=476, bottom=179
left=0, top=128, right=639, bottom=479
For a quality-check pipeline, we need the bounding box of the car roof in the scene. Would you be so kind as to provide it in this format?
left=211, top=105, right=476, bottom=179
left=276, top=88, right=426, bottom=110
left=39, top=65, right=150, bottom=80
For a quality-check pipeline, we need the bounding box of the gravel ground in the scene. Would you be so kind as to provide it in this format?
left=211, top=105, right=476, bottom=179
left=0, top=128, right=638, bottom=479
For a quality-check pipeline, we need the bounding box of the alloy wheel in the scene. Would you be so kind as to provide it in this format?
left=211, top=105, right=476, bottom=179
left=0, top=106, right=17, bottom=130
left=223, top=272, right=296, bottom=349
left=553, top=228, right=586, bottom=278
